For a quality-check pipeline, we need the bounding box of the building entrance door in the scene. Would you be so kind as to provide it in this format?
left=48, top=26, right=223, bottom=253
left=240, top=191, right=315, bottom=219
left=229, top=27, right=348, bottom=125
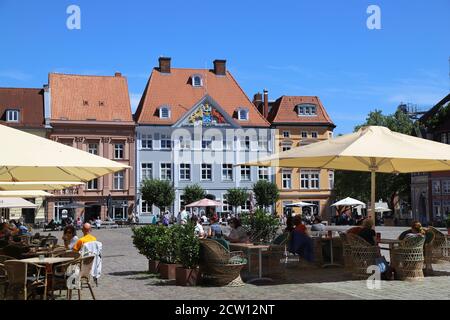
left=84, top=204, right=101, bottom=222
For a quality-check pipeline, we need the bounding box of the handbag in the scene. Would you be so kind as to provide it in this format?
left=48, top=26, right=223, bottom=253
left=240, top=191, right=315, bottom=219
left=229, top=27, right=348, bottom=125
left=375, top=256, right=389, bottom=273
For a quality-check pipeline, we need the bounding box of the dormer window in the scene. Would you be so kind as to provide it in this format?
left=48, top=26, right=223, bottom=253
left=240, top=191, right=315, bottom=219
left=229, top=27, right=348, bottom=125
left=297, top=104, right=317, bottom=116
left=237, top=108, right=249, bottom=121
left=192, top=75, right=203, bottom=87
left=159, top=106, right=171, bottom=119
left=83, top=100, right=89, bottom=106
left=6, top=110, right=19, bottom=122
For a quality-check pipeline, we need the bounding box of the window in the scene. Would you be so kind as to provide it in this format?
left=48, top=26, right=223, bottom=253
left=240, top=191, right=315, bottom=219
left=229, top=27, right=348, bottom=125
left=88, top=143, right=98, bottom=155
left=222, top=194, right=232, bottom=212
left=160, top=107, right=170, bottom=119
left=239, top=136, right=250, bottom=150
left=301, top=170, right=320, bottom=190
left=202, top=137, right=213, bottom=150
left=283, top=131, right=290, bottom=138
left=241, top=200, right=251, bottom=213
left=179, top=164, right=191, bottom=181
left=282, top=143, right=292, bottom=152
left=222, top=164, right=233, bottom=181
left=432, top=181, right=441, bottom=194
left=141, top=163, right=153, bottom=181
left=297, top=104, right=317, bottom=116
left=433, top=201, right=442, bottom=217
left=282, top=170, right=292, bottom=189
left=443, top=201, right=450, bottom=217
left=142, top=134, right=153, bottom=149
left=141, top=200, right=151, bottom=214
left=301, top=132, right=308, bottom=138
left=6, top=110, right=19, bottom=122
left=238, top=109, right=249, bottom=121
left=178, top=136, right=191, bottom=150
left=240, top=166, right=251, bottom=181
left=192, top=75, right=202, bottom=87
left=111, top=200, right=127, bottom=220
left=114, top=143, right=124, bottom=159
left=160, top=163, right=172, bottom=181
left=201, top=164, right=212, bottom=181
left=223, top=138, right=233, bottom=150
left=443, top=180, right=450, bottom=194
left=328, top=171, right=335, bottom=189
left=311, top=132, right=318, bottom=139
left=258, top=135, right=268, bottom=151
left=86, top=179, right=98, bottom=190
left=160, top=134, right=172, bottom=150
left=114, top=171, right=125, bottom=190
left=258, top=167, right=269, bottom=180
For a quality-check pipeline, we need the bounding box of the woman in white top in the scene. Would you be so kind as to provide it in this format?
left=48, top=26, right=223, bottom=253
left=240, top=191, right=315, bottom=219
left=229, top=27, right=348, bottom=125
left=225, top=218, right=249, bottom=243
left=62, top=225, right=79, bottom=250
left=192, top=216, right=206, bottom=239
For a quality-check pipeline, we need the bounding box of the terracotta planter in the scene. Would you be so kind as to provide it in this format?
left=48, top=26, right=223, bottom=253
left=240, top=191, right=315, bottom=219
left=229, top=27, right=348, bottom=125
left=159, top=263, right=182, bottom=280
left=175, top=267, right=200, bottom=286
left=148, top=260, right=160, bottom=274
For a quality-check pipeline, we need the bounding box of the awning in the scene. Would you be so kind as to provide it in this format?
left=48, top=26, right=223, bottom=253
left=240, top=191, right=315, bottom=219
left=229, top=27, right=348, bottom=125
left=0, top=198, right=38, bottom=209
left=0, top=190, right=53, bottom=197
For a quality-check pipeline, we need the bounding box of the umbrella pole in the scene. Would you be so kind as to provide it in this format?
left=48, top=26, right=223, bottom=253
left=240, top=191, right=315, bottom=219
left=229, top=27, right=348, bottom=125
left=370, top=170, right=376, bottom=226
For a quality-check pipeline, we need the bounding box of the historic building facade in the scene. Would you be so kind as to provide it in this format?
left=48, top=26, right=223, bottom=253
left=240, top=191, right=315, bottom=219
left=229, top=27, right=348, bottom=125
left=135, top=58, right=274, bottom=217
left=45, top=73, right=136, bottom=222
left=411, top=94, right=450, bottom=225
left=0, top=88, right=47, bottom=223
left=255, top=94, right=336, bottom=219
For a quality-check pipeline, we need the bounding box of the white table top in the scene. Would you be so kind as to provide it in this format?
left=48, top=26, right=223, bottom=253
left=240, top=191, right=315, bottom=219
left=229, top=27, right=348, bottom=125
left=20, top=257, right=74, bottom=265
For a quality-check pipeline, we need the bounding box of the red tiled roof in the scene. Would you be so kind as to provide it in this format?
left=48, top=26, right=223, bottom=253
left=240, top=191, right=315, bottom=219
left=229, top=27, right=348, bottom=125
left=268, top=96, right=335, bottom=126
left=0, top=88, right=44, bottom=128
left=49, top=73, right=133, bottom=122
left=135, top=68, right=270, bottom=127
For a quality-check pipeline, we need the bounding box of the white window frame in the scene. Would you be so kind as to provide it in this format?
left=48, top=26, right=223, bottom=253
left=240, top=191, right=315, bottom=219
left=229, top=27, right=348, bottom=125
left=328, top=170, right=335, bottom=189
left=202, top=137, right=213, bottom=150
left=311, top=132, right=318, bottom=139
left=282, top=170, right=292, bottom=190
left=301, top=170, right=320, bottom=190
left=86, top=179, right=98, bottom=190
left=160, top=107, right=171, bottom=119
left=297, top=104, right=317, bottom=116
left=432, top=181, right=441, bottom=194
left=282, top=131, right=290, bottom=138
left=6, top=109, right=19, bottom=122
left=433, top=200, right=442, bottom=217
left=241, top=200, right=251, bottom=213
left=160, top=134, right=172, bottom=150
left=201, top=164, right=213, bottom=181
left=141, top=163, right=153, bottom=181
left=222, top=164, right=233, bottom=181
left=258, top=166, right=269, bottom=180
left=179, top=163, right=191, bottom=181
left=239, top=136, right=250, bottom=151
left=192, top=75, right=203, bottom=87
left=238, top=108, right=249, bottom=121
left=88, top=143, right=98, bottom=155
left=141, top=134, right=153, bottom=150
left=114, top=143, right=124, bottom=159
left=178, top=136, right=191, bottom=150
left=223, top=138, right=233, bottom=151
left=160, top=163, right=172, bottom=181
left=141, top=200, right=151, bottom=214
left=113, top=171, right=125, bottom=190
left=240, top=166, right=251, bottom=181
left=258, top=134, right=268, bottom=151
left=301, top=131, right=308, bottom=138
left=222, top=194, right=232, bottom=212
left=442, top=180, right=450, bottom=194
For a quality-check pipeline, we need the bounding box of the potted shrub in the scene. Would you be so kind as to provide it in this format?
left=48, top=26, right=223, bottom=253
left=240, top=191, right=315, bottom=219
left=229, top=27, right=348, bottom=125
left=158, top=225, right=182, bottom=280
left=175, top=222, right=200, bottom=286
left=241, top=208, right=280, bottom=244
left=132, top=225, right=160, bottom=273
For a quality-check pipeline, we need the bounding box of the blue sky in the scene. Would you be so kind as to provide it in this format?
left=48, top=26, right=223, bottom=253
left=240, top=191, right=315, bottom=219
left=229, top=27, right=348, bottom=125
left=0, top=0, right=448, bottom=134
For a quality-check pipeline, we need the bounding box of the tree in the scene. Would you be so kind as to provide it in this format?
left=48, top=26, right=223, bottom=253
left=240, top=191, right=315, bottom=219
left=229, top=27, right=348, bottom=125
left=335, top=107, right=415, bottom=211
left=183, top=184, right=206, bottom=207
left=252, top=180, right=279, bottom=211
left=141, top=179, right=175, bottom=214
left=225, top=188, right=249, bottom=215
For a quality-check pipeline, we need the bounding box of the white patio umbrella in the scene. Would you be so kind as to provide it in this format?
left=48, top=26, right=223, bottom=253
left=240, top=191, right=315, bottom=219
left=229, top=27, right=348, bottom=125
left=0, top=181, right=83, bottom=191
left=0, top=190, right=53, bottom=197
left=331, top=197, right=365, bottom=207
left=0, top=198, right=37, bottom=209
left=241, top=126, right=450, bottom=225
left=286, top=201, right=318, bottom=207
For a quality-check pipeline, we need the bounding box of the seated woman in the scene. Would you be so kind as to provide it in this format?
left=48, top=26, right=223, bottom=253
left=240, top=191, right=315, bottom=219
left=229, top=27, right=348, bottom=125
left=357, top=219, right=376, bottom=245
left=288, top=215, right=314, bottom=262
left=192, top=216, right=206, bottom=239
left=3, top=236, right=30, bottom=259
left=208, top=215, right=229, bottom=250
left=224, top=218, right=249, bottom=243
left=62, top=225, right=79, bottom=250
left=311, top=217, right=326, bottom=232
left=399, top=221, right=426, bottom=240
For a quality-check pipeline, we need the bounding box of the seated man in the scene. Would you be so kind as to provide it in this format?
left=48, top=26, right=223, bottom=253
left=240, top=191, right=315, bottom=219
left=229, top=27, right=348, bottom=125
left=72, top=223, right=97, bottom=252
left=288, top=215, right=314, bottom=262
left=3, top=236, right=30, bottom=259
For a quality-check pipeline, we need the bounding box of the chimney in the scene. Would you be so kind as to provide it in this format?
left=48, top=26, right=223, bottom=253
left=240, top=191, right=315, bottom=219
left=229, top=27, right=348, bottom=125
left=159, top=57, right=171, bottom=73
left=253, top=92, right=263, bottom=115
left=213, top=59, right=226, bottom=76
left=114, top=72, right=122, bottom=77
left=263, top=89, right=269, bottom=119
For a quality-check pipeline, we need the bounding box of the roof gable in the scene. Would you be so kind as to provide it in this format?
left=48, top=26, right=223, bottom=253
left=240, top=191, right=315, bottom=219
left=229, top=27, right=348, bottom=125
left=0, top=88, right=44, bottom=128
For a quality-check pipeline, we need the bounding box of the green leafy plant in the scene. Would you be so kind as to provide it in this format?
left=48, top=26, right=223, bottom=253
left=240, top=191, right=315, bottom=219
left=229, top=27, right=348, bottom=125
left=141, top=179, right=175, bottom=213
left=174, top=222, right=200, bottom=269
left=226, top=188, right=249, bottom=215
left=253, top=180, right=279, bottom=210
left=240, top=208, right=280, bottom=244
left=132, top=225, right=161, bottom=261
left=183, top=184, right=206, bottom=207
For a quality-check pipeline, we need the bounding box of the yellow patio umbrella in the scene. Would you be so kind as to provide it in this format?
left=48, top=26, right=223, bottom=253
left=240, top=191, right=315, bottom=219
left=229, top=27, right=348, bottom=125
left=0, top=190, right=54, bottom=197
left=242, top=126, right=450, bottom=224
left=0, top=198, right=38, bottom=209
left=0, top=124, right=130, bottom=183
left=0, top=181, right=83, bottom=191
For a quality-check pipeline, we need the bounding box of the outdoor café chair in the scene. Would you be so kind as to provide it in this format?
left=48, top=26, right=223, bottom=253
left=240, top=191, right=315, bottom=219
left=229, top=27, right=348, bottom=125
left=339, top=232, right=353, bottom=272
left=199, top=239, right=247, bottom=287
left=65, top=255, right=96, bottom=300
left=0, top=255, right=15, bottom=264
left=3, top=260, right=47, bottom=300
left=392, top=236, right=425, bottom=280
left=426, top=227, right=450, bottom=264
left=52, top=258, right=82, bottom=299
left=346, top=233, right=378, bottom=280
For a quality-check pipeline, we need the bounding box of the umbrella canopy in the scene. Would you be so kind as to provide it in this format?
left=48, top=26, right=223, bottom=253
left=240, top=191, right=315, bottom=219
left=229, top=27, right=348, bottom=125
left=286, top=201, right=318, bottom=207
left=374, top=207, right=392, bottom=213
left=331, top=197, right=365, bottom=207
left=242, top=126, right=450, bottom=224
left=0, top=124, right=130, bottom=182
left=0, top=181, right=83, bottom=191
left=0, top=198, right=37, bottom=209
left=186, top=198, right=223, bottom=208
left=0, top=190, right=53, bottom=197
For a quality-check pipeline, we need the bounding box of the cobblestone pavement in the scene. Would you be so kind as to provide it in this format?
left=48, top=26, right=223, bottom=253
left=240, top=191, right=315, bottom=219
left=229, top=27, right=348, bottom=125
left=42, top=227, right=450, bottom=300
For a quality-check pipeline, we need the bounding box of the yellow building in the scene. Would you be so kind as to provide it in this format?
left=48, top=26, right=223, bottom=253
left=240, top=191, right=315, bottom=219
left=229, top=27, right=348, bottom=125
left=266, top=96, right=335, bottom=220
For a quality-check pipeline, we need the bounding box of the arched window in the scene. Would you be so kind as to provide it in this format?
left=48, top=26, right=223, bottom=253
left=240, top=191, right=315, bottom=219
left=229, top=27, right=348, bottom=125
left=192, top=75, right=203, bottom=87
left=159, top=106, right=171, bottom=119
left=237, top=108, right=249, bottom=121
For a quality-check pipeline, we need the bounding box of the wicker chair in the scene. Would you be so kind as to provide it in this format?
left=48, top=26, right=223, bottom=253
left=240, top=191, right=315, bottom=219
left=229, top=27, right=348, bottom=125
left=346, top=233, right=379, bottom=280
left=3, top=260, right=47, bottom=300
left=392, top=236, right=425, bottom=280
left=199, top=239, right=247, bottom=287
left=0, top=263, right=6, bottom=298
left=339, top=232, right=353, bottom=272
left=426, top=227, right=450, bottom=263
left=0, top=255, right=15, bottom=264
